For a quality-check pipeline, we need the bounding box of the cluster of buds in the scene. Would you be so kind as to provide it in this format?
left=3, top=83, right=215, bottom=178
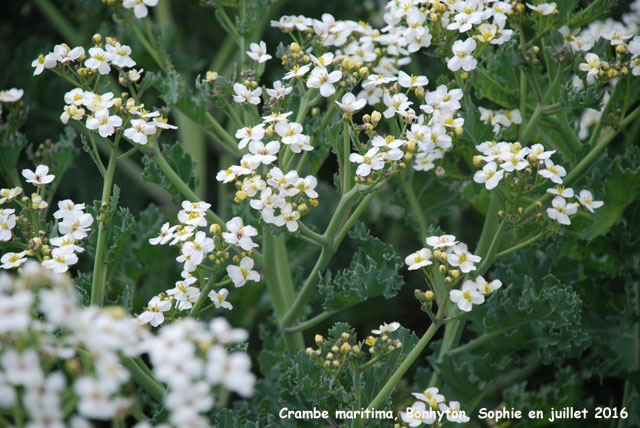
left=364, top=332, right=402, bottom=356
left=306, top=331, right=360, bottom=374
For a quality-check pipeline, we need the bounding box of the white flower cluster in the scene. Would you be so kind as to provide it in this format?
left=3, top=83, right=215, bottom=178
left=216, top=92, right=320, bottom=232
left=0, top=263, right=254, bottom=426
left=567, top=0, right=640, bottom=86
left=145, top=203, right=261, bottom=325
left=146, top=317, right=256, bottom=427
left=401, top=387, right=470, bottom=425
left=0, top=88, right=24, bottom=103
left=406, top=234, right=502, bottom=313
left=1, top=165, right=93, bottom=274
left=472, top=141, right=603, bottom=226
left=478, top=106, right=523, bottom=136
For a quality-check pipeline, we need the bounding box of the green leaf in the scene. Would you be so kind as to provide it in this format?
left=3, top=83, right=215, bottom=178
left=580, top=144, right=640, bottom=240
left=142, top=143, right=200, bottom=204
left=318, top=221, right=404, bottom=310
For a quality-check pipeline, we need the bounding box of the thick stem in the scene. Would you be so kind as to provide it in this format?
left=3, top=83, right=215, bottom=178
left=401, top=173, right=427, bottom=241
left=90, top=144, right=119, bottom=306
left=121, top=356, right=166, bottom=402
left=342, top=121, right=352, bottom=194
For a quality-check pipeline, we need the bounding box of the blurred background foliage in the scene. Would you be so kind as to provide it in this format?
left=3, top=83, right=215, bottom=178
left=1, top=0, right=639, bottom=426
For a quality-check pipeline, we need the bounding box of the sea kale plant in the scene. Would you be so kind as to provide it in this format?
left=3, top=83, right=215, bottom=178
left=0, top=0, right=639, bottom=426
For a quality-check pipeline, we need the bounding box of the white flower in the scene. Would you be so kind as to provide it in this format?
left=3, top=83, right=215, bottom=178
left=209, top=288, right=233, bottom=310
left=227, top=257, right=260, bottom=287
left=547, top=186, right=574, bottom=198
left=42, top=247, right=78, bottom=273
left=412, top=387, right=445, bottom=408
left=249, top=141, right=280, bottom=165
left=58, top=213, right=94, bottom=240
left=448, top=38, right=477, bottom=72
left=31, top=53, right=57, bottom=76
left=138, top=296, right=171, bottom=327
left=335, top=92, right=366, bottom=115
left=1, top=349, right=44, bottom=388
left=405, top=248, right=432, bottom=270
left=74, top=377, right=119, bottom=419
left=579, top=53, right=602, bottom=85
left=0, top=251, right=28, bottom=269
left=601, top=30, right=632, bottom=46
left=474, top=161, right=504, bottom=190
left=293, top=175, right=318, bottom=198
left=105, top=42, right=136, bottom=68
left=0, top=88, right=24, bottom=103
left=22, top=165, right=55, bottom=186
left=266, top=80, right=292, bottom=100
left=123, top=0, right=159, bottom=19
left=528, top=143, right=555, bottom=160
left=0, top=211, right=16, bottom=241
left=362, top=74, right=397, bottom=88
left=206, top=345, right=256, bottom=397
left=577, top=189, right=603, bottom=213
left=447, top=243, right=481, bottom=273
left=167, top=278, right=200, bottom=310
left=306, top=67, right=342, bottom=97
left=281, top=203, right=300, bottom=232
left=398, top=71, right=429, bottom=88
left=246, top=41, right=272, bottom=63
left=0, top=187, right=22, bottom=204
left=124, top=119, right=156, bottom=145
left=401, top=401, right=436, bottom=426
left=546, top=196, right=578, bottom=225
left=283, top=64, right=310, bottom=80
left=222, top=217, right=258, bottom=251
left=0, top=290, right=33, bottom=334
left=473, top=275, right=502, bottom=295
left=426, top=234, right=457, bottom=249
left=149, top=222, right=178, bottom=245
left=450, top=281, right=485, bottom=312
left=539, top=159, right=566, bottom=184
left=233, top=83, right=262, bottom=105
left=383, top=92, right=412, bottom=118
left=371, top=322, right=400, bottom=335
left=86, top=108, right=122, bottom=138
left=235, top=124, right=265, bottom=150
left=349, top=147, right=385, bottom=177
left=84, top=47, right=112, bottom=75
left=439, top=401, right=470, bottom=423
left=526, top=2, right=557, bottom=15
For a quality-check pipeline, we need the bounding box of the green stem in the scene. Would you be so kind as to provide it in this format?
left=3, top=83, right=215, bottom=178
left=129, top=20, right=168, bottom=73
left=495, top=231, right=545, bottom=259
left=283, top=308, right=340, bottom=332
left=90, top=142, right=119, bottom=306
left=32, top=0, right=82, bottom=45
left=401, top=173, right=427, bottom=241
left=147, top=143, right=224, bottom=225
left=121, top=356, right=166, bottom=402
left=175, top=111, right=206, bottom=198
left=448, top=317, right=542, bottom=356
left=205, top=111, right=241, bottom=154
left=342, top=121, right=352, bottom=194
left=298, top=221, right=329, bottom=246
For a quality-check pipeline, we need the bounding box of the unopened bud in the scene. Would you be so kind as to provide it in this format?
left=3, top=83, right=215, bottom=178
left=289, top=42, right=301, bottom=53
left=342, top=56, right=357, bottom=70
left=438, top=264, right=447, bottom=274
left=209, top=224, right=221, bottom=234
left=454, top=127, right=464, bottom=137
left=451, top=269, right=460, bottom=278
left=92, top=33, right=102, bottom=45
left=315, top=334, right=324, bottom=345
left=205, top=71, right=218, bottom=82
left=473, top=155, right=484, bottom=167
left=425, top=290, right=434, bottom=301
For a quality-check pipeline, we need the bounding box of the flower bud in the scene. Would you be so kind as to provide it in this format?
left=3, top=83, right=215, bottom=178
left=359, top=66, right=369, bottom=78
left=371, top=111, right=382, bottom=125
left=365, top=336, right=376, bottom=347
left=435, top=166, right=445, bottom=177
left=309, top=198, right=319, bottom=207
left=326, top=352, right=334, bottom=360
left=342, top=56, right=356, bottom=70
left=533, top=46, right=540, bottom=54
left=438, top=264, right=447, bottom=274
left=352, top=345, right=360, bottom=355
left=451, top=269, right=460, bottom=278
left=340, top=342, right=351, bottom=353
left=205, top=71, right=218, bottom=82
left=92, top=33, right=102, bottom=45
left=616, top=44, right=627, bottom=54
left=433, top=249, right=441, bottom=259
left=425, top=290, right=434, bottom=301
left=473, top=155, right=484, bottom=167
left=209, top=224, right=221, bottom=235
left=315, top=334, right=324, bottom=345
left=454, top=127, right=464, bottom=137
left=289, top=42, right=301, bottom=53
left=331, top=345, right=339, bottom=353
